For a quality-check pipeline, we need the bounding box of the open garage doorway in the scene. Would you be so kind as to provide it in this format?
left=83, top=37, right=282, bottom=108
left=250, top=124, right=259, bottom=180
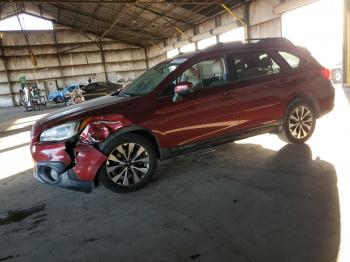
left=281, top=0, right=343, bottom=83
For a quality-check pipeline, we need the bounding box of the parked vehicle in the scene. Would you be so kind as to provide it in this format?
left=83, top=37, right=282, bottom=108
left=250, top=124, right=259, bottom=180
left=65, top=88, right=85, bottom=106
left=48, top=82, right=122, bottom=104
left=81, top=82, right=122, bottom=101
left=30, top=38, right=335, bottom=194
left=48, top=83, right=85, bottom=103
left=330, top=63, right=343, bottom=84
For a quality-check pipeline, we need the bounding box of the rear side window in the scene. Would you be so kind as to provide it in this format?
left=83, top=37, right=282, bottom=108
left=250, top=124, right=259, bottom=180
left=278, top=51, right=302, bottom=68
left=231, top=52, right=281, bottom=81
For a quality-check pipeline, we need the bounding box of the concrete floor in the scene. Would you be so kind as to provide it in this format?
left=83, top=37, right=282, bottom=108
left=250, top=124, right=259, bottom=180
left=0, top=87, right=349, bottom=262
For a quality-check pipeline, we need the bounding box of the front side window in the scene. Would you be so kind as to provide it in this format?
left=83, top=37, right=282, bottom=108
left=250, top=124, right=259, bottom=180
left=66, top=85, right=76, bottom=92
left=232, top=52, right=281, bottom=81
left=179, top=59, right=226, bottom=90
left=279, top=51, right=302, bottom=68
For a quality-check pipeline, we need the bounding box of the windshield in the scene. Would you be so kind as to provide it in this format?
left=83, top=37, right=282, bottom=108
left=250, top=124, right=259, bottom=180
left=120, top=59, right=187, bottom=97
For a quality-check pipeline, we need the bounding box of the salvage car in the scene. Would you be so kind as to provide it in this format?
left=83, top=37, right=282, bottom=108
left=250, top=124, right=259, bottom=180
left=81, top=82, right=122, bottom=101
left=48, top=83, right=85, bottom=103
left=31, top=38, right=335, bottom=193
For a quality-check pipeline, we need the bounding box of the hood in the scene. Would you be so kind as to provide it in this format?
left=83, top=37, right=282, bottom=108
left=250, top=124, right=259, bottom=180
left=33, top=95, right=131, bottom=136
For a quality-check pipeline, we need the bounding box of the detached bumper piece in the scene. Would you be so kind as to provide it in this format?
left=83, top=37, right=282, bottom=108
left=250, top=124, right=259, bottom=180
left=34, top=162, right=93, bottom=193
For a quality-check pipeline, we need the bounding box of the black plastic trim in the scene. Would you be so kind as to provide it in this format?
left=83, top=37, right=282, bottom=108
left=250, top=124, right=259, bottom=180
left=34, top=162, right=93, bottom=193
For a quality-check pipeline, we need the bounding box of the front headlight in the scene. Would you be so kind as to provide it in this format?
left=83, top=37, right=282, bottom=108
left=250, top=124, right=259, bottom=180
left=40, top=122, right=80, bottom=142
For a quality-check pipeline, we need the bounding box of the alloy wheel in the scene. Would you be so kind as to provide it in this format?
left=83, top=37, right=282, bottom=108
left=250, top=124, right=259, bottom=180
left=288, top=106, right=313, bottom=140
left=106, top=143, right=150, bottom=186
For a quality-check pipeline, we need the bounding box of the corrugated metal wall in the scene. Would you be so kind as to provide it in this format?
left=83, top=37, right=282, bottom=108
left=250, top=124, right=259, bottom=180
left=0, top=0, right=291, bottom=107
left=0, top=30, right=147, bottom=107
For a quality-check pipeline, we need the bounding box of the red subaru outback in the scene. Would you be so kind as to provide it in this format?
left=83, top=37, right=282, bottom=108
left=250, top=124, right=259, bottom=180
left=30, top=38, right=334, bottom=193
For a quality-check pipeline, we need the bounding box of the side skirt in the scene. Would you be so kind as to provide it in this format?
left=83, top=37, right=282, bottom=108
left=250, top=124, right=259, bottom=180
left=159, top=120, right=282, bottom=160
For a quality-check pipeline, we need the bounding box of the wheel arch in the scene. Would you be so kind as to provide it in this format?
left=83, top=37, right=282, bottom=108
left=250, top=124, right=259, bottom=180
left=286, top=93, right=320, bottom=118
left=107, top=125, right=162, bottom=160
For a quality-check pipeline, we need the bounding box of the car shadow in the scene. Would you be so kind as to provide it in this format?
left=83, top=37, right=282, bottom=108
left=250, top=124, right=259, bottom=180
left=144, top=142, right=341, bottom=261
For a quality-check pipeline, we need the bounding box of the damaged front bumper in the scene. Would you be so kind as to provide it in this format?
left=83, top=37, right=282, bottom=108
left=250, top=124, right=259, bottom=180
left=31, top=142, right=107, bottom=193
left=34, top=162, right=93, bottom=193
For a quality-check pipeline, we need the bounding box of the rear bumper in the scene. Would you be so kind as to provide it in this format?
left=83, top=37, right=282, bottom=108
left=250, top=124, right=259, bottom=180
left=31, top=142, right=107, bottom=193
left=318, top=90, right=335, bottom=117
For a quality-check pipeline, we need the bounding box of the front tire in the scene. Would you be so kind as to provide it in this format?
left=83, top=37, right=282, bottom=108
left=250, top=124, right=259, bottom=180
left=279, top=100, right=316, bottom=144
left=54, top=97, right=63, bottom=103
left=99, top=134, right=157, bottom=193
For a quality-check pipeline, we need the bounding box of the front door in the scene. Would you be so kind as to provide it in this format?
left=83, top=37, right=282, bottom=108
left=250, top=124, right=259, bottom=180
left=151, top=58, right=242, bottom=148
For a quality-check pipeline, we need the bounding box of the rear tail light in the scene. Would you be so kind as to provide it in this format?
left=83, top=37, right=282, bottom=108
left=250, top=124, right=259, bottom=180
left=320, top=68, right=331, bottom=80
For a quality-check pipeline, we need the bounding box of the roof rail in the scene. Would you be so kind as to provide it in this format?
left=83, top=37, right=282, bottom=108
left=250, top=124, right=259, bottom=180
left=245, top=37, right=294, bottom=46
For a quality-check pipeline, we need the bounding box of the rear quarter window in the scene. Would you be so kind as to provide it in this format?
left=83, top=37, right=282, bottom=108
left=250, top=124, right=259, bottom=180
left=278, top=51, right=304, bottom=69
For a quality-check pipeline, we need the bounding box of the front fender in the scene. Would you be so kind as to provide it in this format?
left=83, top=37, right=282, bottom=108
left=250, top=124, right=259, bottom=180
left=79, top=115, right=163, bottom=159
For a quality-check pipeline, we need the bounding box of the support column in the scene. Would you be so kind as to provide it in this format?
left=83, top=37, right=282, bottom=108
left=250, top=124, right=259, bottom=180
left=243, top=2, right=250, bottom=40
left=52, top=31, right=64, bottom=90
left=99, top=40, right=108, bottom=82
left=346, top=8, right=350, bottom=86
left=144, top=48, right=149, bottom=69
left=0, top=38, right=16, bottom=106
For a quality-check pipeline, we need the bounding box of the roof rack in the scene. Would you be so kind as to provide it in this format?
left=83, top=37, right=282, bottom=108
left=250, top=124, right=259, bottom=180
left=245, top=37, right=294, bottom=46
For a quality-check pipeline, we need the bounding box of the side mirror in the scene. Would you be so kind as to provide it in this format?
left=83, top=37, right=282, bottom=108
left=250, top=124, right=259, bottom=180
left=173, top=82, right=193, bottom=103
left=174, top=82, right=193, bottom=94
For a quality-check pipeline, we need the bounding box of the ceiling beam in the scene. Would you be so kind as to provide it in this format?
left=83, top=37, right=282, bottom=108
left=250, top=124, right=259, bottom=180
left=7, top=1, right=225, bottom=4
left=135, top=3, right=192, bottom=26
left=44, top=3, right=165, bottom=40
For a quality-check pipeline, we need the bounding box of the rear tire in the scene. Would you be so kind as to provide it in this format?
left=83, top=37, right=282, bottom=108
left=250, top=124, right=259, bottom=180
left=99, top=133, right=157, bottom=193
left=279, top=100, right=316, bottom=144
left=332, top=69, right=342, bottom=84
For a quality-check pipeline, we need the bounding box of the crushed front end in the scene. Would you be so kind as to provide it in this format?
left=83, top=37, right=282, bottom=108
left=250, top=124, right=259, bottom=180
left=30, top=115, right=128, bottom=193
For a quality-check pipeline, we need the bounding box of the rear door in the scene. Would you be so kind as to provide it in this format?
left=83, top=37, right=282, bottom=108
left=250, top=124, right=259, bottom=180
left=227, top=50, right=287, bottom=129
left=152, top=57, right=242, bottom=148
